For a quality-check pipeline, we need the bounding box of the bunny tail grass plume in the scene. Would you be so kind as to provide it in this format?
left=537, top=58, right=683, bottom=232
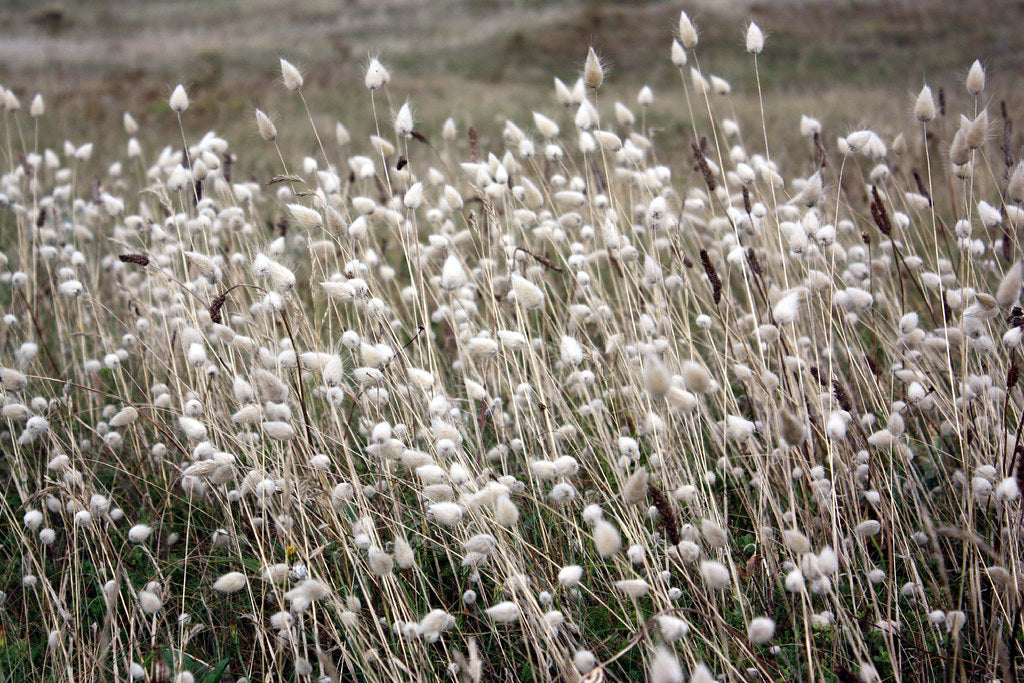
left=365, top=56, right=390, bottom=90
left=169, top=84, right=189, bottom=112
left=966, top=59, right=985, bottom=95
left=389, top=536, right=413, bottom=569
left=915, top=85, right=936, bottom=123
left=747, top=616, right=776, bottom=644
left=621, top=466, right=649, bottom=506
left=485, top=601, right=520, bottom=623
left=280, top=58, right=303, bottom=91
left=558, top=565, right=583, bottom=588
left=745, top=22, right=764, bottom=54
left=255, top=109, right=277, bottom=141
left=699, top=561, right=731, bottom=589
left=212, top=572, right=247, bottom=594
left=395, top=101, right=414, bottom=139
left=677, top=11, right=698, bottom=49
left=592, top=519, right=621, bottom=557
left=689, top=664, right=715, bottom=683
left=1008, top=161, right=1024, bottom=204
left=584, top=46, right=604, bottom=89
left=649, top=647, right=683, bottom=683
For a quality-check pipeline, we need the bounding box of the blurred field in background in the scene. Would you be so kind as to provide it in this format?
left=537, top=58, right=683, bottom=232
left=1, top=0, right=1022, bottom=168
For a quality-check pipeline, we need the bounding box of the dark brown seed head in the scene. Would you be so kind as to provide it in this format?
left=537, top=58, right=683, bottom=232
left=208, top=292, right=227, bottom=325
left=118, top=253, right=150, bottom=266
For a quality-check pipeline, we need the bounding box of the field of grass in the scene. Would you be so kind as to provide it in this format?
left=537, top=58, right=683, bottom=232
left=2, top=0, right=1024, bottom=681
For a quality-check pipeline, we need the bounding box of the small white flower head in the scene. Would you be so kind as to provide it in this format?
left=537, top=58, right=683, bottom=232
left=509, top=274, right=545, bottom=310
left=138, top=589, right=163, bottom=614
left=213, top=571, right=247, bottom=593
left=745, top=22, right=764, bottom=54
left=394, top=101, right=414, bottom=139
left=24, top=510, right=43, bottom=530
left=280, top=58, right=303, bottom=91
left=747, top=616, right=776, bottom=644
left=574, top=650, right=597, bottom=674
left=583, top=46, right=604, bottom=89
left=365, top=57, right=391, bottom=90
left=678, top=11, right=698, bottom=49
left=966, top=59, right=985, bottom=95
left=592, top=518, right=621, bottom=557
left=128, top=524, right=152, bottom=543
left=637, top=85, right=654, bottom=107
left=670, top=39, right=687, bottom=68
left=560, top=335, right=584, bottom=366
left=484, top=601, right=520, bottom=623
left=657, top=615, right=690, bottom=641
left=614, top=578, right=650, bottom=598
left=700, top=518, right=728, bottom=548
left=404, top=182, right=424, bottom=210
left=914, top=85, right=936, bottom=123
left=169, top=84, right=189, bottom=113
left=996, top=476, right=1020, bottom=501
left=699, top=560, right=731, bottom=589
left=440, top=254, right=467, bottom=291
left=255, top=109, right=277, bottom=141
left=558, top=565, right=583, bottom=588
left=648, top=647, right=682, bottom=683
left=58, top=280, right=84, bottom=298
left=30, top=93, right=44, bottom=118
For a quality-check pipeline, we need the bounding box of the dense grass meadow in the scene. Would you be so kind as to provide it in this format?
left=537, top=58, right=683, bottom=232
left=4, top=0, right=1024, bottom=680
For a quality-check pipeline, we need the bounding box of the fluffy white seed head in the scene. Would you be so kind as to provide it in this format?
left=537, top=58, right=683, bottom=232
left=280, top=58, right=303, bottom=91
left=213, top=572, right=247, bottom=593
left=169, top=84, right=189, bottom=113
left=745, top=22, right=764, bottom=54
left=365, top=57, right=390, bottom=90
left=747, top=616, right=776, bottom=643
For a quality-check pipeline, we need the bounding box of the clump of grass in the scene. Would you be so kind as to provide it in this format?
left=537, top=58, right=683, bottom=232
left=0, top=9, right=1022, bottom=683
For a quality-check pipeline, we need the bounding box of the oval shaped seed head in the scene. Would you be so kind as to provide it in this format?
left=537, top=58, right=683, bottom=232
left=394, top=101, right=414, bottom=139
left=966, top=109, right=988, bottom=149
left=690, top=664, right=715, bottom=683
left=592, top=518, right=621, bottom=557
left=622, top=467, right=649, bottom=505
left=997, top=261, right=1023, bottom=307
left=584, top=47, right=604, bottom=89
left=213, top=571, right=247, bottom=594
left=671, top=39, right=687, bottom=67
left=128, top=524, right=152, bottom=543
left=783, top=529, right=811, bottom=554
left=255, top=109, right=277, bottom=141
left=949, top=126, right=970, bottom=166
left=510, top=274, right=544, bottom=310
left=280, top=58, right=303, bottom=91
left=772, top=288, right=803, bottom=325
left=440, top=254, right=467, bottom=291
left=1008, top=162, right=1024, bottom=204
left=678, top=11, right=698, bottom=48
left=745, top=22, right=764, bottom=54
left=700, top=518, right=728, bottom=548
left=485, top=601, right=520, bottom=623
left=966, top=59, right=985, bottom=95
left=558, top=565, right=583, bottom=588
left=30, top=93, right=44, bottom=118
left=169, top=84, right=189, bottom=113
left=367, top=548, right=393, bottom=576
left=914, top=85, right=936, bottom=123
left=365, top=57, right=390, bottom=90
left=699, top=560, right=731, bottom=589
left=747, top=616, right=776, bottom=644
left=648, top=647, right=682, bottom=683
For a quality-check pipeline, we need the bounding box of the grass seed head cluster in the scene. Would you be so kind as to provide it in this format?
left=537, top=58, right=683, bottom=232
left=0, top=6, right=1022, bottom=682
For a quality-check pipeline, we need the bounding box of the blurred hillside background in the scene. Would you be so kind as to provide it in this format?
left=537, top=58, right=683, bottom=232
left=0, top=0, right=1022, bottom=168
